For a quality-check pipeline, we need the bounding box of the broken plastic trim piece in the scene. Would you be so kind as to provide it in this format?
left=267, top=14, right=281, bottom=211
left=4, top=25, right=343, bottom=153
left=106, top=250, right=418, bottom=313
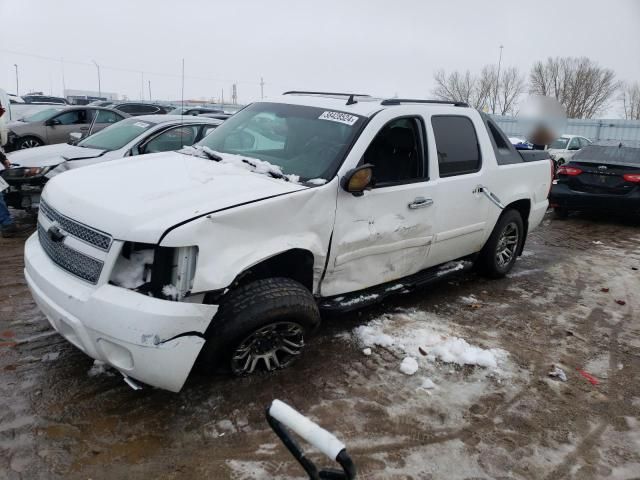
left=123, top=375, right=143, bottom=391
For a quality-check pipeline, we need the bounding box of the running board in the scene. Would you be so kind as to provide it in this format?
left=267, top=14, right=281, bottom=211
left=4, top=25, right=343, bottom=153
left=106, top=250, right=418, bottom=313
left=319, top=259, right=474, bottom=313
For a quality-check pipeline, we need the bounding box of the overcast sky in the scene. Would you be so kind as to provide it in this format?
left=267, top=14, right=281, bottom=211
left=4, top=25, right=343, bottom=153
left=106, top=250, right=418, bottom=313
left=1, top=0, right=639, bottom=115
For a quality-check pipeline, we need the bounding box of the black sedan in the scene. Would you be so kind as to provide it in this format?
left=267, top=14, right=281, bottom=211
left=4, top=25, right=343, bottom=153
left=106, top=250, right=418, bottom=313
left=549, top=144, right=640, bottom=216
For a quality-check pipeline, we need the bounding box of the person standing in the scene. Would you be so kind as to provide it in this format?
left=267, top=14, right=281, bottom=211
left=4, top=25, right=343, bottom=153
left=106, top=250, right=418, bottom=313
left=0, top=100, right=30, bottom=237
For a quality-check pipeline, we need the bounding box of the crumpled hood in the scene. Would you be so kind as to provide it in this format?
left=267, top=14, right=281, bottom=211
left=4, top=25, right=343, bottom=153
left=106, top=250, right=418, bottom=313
left=7, top=143, right=106, bottom=168
left=43, top=151, right=307, bottom=243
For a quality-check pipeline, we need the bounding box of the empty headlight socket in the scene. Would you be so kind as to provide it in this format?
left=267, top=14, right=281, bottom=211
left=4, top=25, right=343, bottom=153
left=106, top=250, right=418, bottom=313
left=150, top=246, right=175, bottom=297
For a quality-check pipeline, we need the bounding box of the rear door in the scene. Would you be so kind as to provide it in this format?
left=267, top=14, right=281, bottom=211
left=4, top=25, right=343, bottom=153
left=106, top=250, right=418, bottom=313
left=323, top=110, right=437, bottom=296
left=426, top=114, right=489, bottom=266
left=90, top=109, right=124, bottom=134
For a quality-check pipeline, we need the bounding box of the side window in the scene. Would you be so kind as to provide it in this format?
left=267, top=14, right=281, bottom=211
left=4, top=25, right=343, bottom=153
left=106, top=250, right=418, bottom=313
left=579, top=137, right=590, bottom=148
left=144, top=126, right=199, bottom=153
left=568, top=138, right=580, bottom=150
left=117, top=105, right=136, bottom=114
left=54, top=110, right=86, bottom=125
left=95, top=110, right=123, bottom=124
left=139, top=105, right=160, bottom=114
left=431, top=116, right=481, bottom=177
left=201, top=125, right=218, bottom=137
left=362, top=117, right=425, bottom=186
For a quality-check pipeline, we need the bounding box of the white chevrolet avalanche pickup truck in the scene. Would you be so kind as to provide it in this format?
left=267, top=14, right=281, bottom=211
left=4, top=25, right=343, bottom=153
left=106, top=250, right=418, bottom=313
left=24, top=92, right=553, bottom=392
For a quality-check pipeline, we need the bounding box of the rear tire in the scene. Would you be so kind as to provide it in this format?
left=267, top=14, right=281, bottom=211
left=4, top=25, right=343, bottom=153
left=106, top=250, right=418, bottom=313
left=15, top=136, right=44, bottom=149
left=476, top=209, right=523, bottom=279
left=199, top=277, right=320, bottom=376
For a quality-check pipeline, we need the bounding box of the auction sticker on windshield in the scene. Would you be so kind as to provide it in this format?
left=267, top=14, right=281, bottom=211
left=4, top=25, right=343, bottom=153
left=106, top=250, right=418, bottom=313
left=318, top=111, right=359, bottom=126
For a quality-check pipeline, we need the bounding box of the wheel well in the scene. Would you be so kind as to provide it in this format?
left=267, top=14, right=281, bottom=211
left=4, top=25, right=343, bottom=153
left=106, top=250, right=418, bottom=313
left=234, top=249, right=315, bottom=292
left=504, top=199, right=531, bottom=255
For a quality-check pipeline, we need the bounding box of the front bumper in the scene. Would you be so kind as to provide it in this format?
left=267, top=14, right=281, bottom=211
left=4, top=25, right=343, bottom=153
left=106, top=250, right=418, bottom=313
left=550, top=183, right=640, bottom=213
left=24, top=233, right=218, bottom=392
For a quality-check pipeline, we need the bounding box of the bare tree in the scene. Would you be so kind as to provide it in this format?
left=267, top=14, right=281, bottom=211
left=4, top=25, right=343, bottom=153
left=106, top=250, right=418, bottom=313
left=529, top=57, right=619, bottom=118
left=497, top=67, right=526, bottom=115
left=620, top=82, right=640, bottom=120
left=432, top=65, right=523, bottom=115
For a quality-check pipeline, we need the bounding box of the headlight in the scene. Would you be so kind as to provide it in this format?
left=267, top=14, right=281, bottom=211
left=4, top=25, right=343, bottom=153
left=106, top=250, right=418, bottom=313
left=110, top=243, right=198, bottom=301
left=3, top=166, right=52, bottom=179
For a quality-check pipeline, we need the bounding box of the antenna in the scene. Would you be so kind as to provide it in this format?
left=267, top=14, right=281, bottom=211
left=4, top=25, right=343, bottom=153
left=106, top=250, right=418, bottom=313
left=181, top=58, right=185, bottom=146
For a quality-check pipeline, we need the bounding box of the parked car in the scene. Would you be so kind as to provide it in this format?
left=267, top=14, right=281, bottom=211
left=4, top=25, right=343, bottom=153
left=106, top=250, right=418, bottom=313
left=22, top=95, right=69, bottom=105
left=23, top=93, right=552, bottom=392
left=169, top=106, right=224, bottom=116
left=200, top=112, right=233, bottom=121
left=3, top=115, right=221, bottom=211
left=89, top=100, right=115, bottom=107
left=547, top=134, right=591, bottom=166
left=110, top=102, right=171, bottom=116
left=4, top=106, right=128, bottom=151
left=549, top=143, right=640, bottom=217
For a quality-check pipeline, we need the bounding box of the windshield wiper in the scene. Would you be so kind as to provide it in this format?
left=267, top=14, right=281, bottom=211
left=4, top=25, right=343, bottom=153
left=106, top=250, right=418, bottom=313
left=200, top=147, right=223, bottom=162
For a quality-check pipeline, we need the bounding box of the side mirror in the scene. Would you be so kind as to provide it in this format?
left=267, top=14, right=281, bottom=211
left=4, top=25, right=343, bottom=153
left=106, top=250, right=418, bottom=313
left=45, top=118, right=61, bottom=126
left=68, top=132, right=83, bottom=145
left=340, top=164, right=374, bottom=196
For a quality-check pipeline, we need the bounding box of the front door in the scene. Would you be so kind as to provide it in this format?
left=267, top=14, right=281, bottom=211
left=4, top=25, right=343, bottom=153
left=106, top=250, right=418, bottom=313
left=322, top=115, right=437, bottom=297
left=46, top=109, right=91, bottom=144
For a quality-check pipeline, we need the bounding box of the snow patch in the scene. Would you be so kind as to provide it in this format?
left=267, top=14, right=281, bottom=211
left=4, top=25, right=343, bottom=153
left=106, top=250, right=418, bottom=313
left=306, top=178, right=328, bottom=185
left=400, top=357, right=419, bottom=375
left=339, top=293, right=379, bottom=307
left=88, top=360, right=113, bottom=377
left=162, top=284, right=181, bottom=300
left=352, top=310, right=508, bottom=372
left=182, top=146, right=300, bottom=183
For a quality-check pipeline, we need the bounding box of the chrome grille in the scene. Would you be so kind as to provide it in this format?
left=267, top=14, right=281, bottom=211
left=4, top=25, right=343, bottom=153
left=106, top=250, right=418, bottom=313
left=38, top=225, right=103, bottom=284
left=39, top=200, right=112, bottom=251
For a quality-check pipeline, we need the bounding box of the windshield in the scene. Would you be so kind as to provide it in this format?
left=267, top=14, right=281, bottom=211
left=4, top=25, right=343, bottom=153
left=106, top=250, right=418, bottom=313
left=549, top=137, right=569, bottom=149
left=195, top=102, right=365, bottom=180
left=78, top=118, right=157, bottom=151
left=22, top=107, right=65, bottom=122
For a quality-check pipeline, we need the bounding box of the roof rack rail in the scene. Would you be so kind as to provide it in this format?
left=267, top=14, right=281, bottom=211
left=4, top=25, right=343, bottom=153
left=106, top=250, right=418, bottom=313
left=380, top=98, right=469, bottom=107
left=283, top=91, right=371, bottom=98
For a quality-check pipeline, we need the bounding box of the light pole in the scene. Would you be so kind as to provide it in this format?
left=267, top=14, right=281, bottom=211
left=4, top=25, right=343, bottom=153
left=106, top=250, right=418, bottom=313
left=92, top=60, right=101, bottom=98
left=493, top=45, right=504, bottom=114
left=13, top=64, right=19, bottom=96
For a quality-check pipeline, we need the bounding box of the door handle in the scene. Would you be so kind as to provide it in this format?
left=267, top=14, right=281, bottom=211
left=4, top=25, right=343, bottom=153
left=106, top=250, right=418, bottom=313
left=474, top=185, right=505, bottom=210
left=408, top=197, right=434, bottom=209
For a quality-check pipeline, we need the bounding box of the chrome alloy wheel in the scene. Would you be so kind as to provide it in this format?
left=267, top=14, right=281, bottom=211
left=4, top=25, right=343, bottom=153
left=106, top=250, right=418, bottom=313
left=231, top=322, right=304, bottom=375
left=495, top=222, right=519, bottom=267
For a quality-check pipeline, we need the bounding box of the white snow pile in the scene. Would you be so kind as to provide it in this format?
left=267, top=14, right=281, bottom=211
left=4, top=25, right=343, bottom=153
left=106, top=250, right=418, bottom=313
left=88, top=360, right=114, bottom=377
left=400, top=357, right=419, bottom=375
left=182, top=145, right=300, bottom=183
left=306, top=178, right=328, bottom=185
left=111, top=249, right=154, bottom=289
left=162, top=284, right=182, bottom=300
left=352, top=310, right=508, bottom=372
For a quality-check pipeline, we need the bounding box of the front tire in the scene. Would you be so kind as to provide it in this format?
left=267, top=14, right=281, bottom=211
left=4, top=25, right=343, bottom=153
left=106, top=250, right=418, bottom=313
left=200, top=277, right=320, bottom=376
left=477, top=209, right=523, bottom=278
left=16, top=136, right=44, bottom=149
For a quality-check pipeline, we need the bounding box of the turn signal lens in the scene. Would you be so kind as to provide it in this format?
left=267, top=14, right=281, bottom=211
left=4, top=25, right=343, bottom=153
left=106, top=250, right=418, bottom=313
left=557, top=166, right=582, bottom=176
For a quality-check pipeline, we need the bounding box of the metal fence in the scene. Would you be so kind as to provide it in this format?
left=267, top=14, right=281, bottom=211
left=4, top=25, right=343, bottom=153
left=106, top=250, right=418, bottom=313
left=491, top=115, right=640, bottom=145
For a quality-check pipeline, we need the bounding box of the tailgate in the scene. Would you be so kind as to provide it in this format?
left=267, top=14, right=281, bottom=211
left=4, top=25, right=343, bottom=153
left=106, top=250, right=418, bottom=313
left=566, top=162, right=640, bottom=195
